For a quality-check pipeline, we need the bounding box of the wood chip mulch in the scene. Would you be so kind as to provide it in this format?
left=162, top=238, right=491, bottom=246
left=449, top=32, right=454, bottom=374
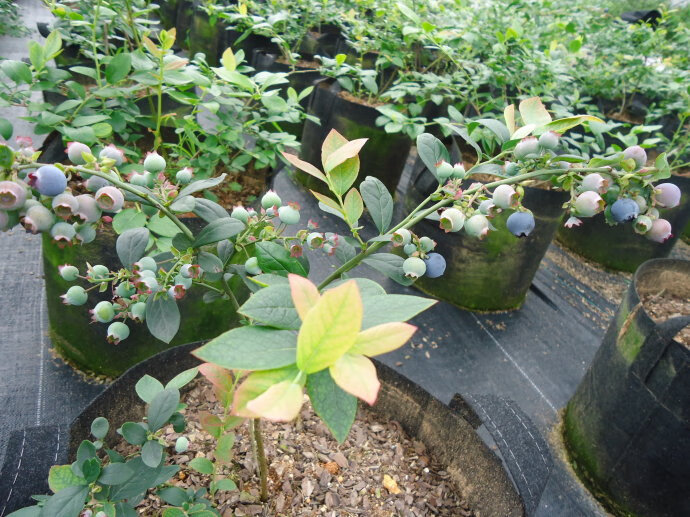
left=640, top=290, right=690, bottom=347
left=125, top=378, right=473, bottom=516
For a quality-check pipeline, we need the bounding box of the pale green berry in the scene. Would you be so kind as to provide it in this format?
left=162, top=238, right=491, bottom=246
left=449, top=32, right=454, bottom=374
left=261, top=190, right=282, bottom=209
left=492, top=185, right=518, bottom=209
left=513, top=137, right=539, bottom=160
left=538, top=131, right=559, bottom=150
left=89, top=264, right=110, bottom=281
left=403, top=257, right=426, bottom=279
left=464, top=214, right=490, bottom=239
left=59, top=265, right=79, bottom=281
left=107, top=321, right=130, bottom=344
left=52, top=192, right=79, bottom=220
left=0, top=181, right=27, bottom=211
left=92, top=301, right=115, bottom=323
left=75, top=223, right=96, bottom=243
left=174, top=274, right=193, bottom=289
left=419, top=236, right=435, bottom=252
left=175, top=436, right=189, bottom=453
left=231, top=205, right=249, bottom=223
left=634, top=215, right=653, bottom=234
left=66, top=142, right=91, bottom=165
left=451, top=163, right=466, bottom=179
left=99, top=145, right=125, bottom=166
left=115, top=282, right=136, bottom=298
left=22, top=204, right=54, bottom=233
left=135, top=257, right=157, bottom=272
left=75, top=194, right=102, bottom=223
left=623, top=145, right=647, bottom=170
left=129, top=171, right=153, bottom=187
left=403, top=243, right=417, bottom=256
left=175, top=167, right=193, bottom=184
left=143, top=151, right=166, bottom=173
left=393, top=228, right=412, bottom=246
left=278, top=205, right=300, bottom=225
left=61, top=285, right=87, bottom=305
left=439, top=208, right=465, bottom=233
left=50, top=221, right=76, bottom=245
left=95, top=186, right=125, bottom=212
left=130, top=301, right=147, bottom=322
left=245, top=256, right=261, bottom=275
left=574, top=191, right=604, bottom=217
left=435, top=161, right=454, bottom=181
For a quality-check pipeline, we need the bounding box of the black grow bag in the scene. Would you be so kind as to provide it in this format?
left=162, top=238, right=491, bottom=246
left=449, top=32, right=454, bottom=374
left=0, top=341, right=525, bottom=516
left=296, top=81, right=411, bottom=194
left=403, top=146, right=567, bottom=311
left=556, top=173, right=690, bottom=273
left=564, top=258, right=690, bottom=517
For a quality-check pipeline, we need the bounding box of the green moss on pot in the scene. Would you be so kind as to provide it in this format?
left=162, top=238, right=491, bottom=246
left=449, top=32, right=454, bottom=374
left=42, top=228, right=246, bottom=377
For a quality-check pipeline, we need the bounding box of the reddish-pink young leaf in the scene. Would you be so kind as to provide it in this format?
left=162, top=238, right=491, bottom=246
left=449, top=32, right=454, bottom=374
left=324, top=138, right=369, bottom=173
left=198, top=363, right=235, bottom=408
left=330, top=353, right=380, bottom=405
left=199, top=411, right=223, bottom=439
left=246, top=380, right=304, bottom=422
left=349, top=322, right=417, bottom=357
left=288, top=273, right=320, bottom=320
left=282, top=152, right=327, bottom=183
left=321, top=129, right=348, bottom=169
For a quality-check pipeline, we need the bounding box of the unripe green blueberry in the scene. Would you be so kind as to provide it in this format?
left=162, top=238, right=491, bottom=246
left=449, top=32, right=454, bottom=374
left=261, top=190, right=282, bottom=209
left=419, top=236, right=435, bottom=252
left=115, top=282, right=136, bottom=298
left=175, top=436, right=189, bottom=453
left=75, top=194, right=102, bottom=223
left=306, top=232, right=324, bottom=248
left=92, top=301, right=115, bottom=323
left=29, top=165, right=67, bottom=197
left=646, top=218, right=672, bottom=243
left=632, top=195, right=647, bottom=213
left=623, top=145, right=647, bottom=170
left=138, top=269, right=156, bottom=279
left=538, top=131, right=559, bottom=150
left=99, top=144, right=125, bottom=166
left=136, top=276, right=159, bottom=293
left=129, top=171, right=153, bottom=187
left=75, top=223, right=96, bottom=243
left=52, top=192, right=79, bottom=220
left=18, top=198, right=41, bottom=217
left=245, top=256, right=261, bottom=275
left=504, top=161, right=520, bottom=176
left=61, top=285, right=87, bottom=306
left=439, top=207, right=465, bottom=233
left=647, top=207, right=660, bottom=219
left=180, top=264, right=201, bottom=279
left=50, top=221, right=76, bottom=245
left=175, top=167, right=193, bottom=184
left=403, top=256, right=426, bottom=279
left=22, top=204, right=54, bottom=233
left=231, top=205, right=249, bottom=223
left=88, top=264, right=110, bottom=281
left=478, top=199, right=497, bottom=217
left=464, top=214, right=490, bottom=239
left=0, top=181, right=27, bottom=210
left=603, top=184, right=621, bottom=205
left=278, top=205, right=300, bottom=225
left=66, top=142, right=92, bottom=165
left=174, top=274, right=192, bottom=289
left=451, top=163, right=467, bottom=179
left=580, top=174, right=609, bottom=194
left=634, top=215, right=653, bottom=234
left=492, top=185, right=518, bottom=209
left=653, top=183, right=681, bottom=208
left=403, top=243, right=417, bottom=256
left=143, top=151, right=166, bottom=173
left=574, top=191, right=604, bottom=217
left=513, top=136, right=539, bottom=160
left=392, top=228, right=412, bottom=246
left=107, top=321, right=130, bottom=344
left=95, top=186, right=124, bottom=212
left=59, top=264, right=79, bottom=281
left=84, top=175, right=111, bottom=193
left=130, top=301, right=147, bottom=322
left=435, top=161, right=454, bottom=181
left=135, top=256, right=157, bottom=272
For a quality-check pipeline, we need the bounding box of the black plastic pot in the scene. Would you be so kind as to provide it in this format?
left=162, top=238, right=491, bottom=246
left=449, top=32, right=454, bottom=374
left=158, top=0, right=182, bottom=30
left=296, top=81, right=411, bottom=194
left=42, top=220, right=247, bottom=378
left=556, top=174, right=690, bottom=273
left=403, top=147, right=568, bottom=311
left=564, top=258, right=690, bottom=517
left=0, top=341, right=525, bottom=516
left=187, top=1, right=226, bottom=66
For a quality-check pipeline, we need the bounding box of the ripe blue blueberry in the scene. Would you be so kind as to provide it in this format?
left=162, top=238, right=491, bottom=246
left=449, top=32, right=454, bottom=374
left=95, top=186, right=124, bottom=212
left=506, top=211, right=535, bottom=237
left=66, top=142, right=92, bottom=165
left=492, top=185, right=518, bottom=209
left=30, top=165, right=67, bottom=197
left=464, top=214, right=490, bottom=239
left=0, top=181, right=27, bottom=210
left=143, top=151, right=166, bottom=173
left=278, top=205, right=300, bottom=225
left=513, top=137, right=540, bottom=160
left=51, top=192, right=79, bottom=220
left=623, top=145, right=647, bottom=170
left=423, top=253, right=446, bottom=278
left=245, top=256, right=262, bottom=275
left=175, top=167, right=193, bottom=184
left=439, top=207, right=465, bottom=233
left=538, top=131, right=559, bottom=150
left=403, top=256, right=426, bottom=279
left=261, top=190, right=282, bottom=209
left=403, top=243, right=417, bottom=256
left=22, top=204, right=54, bottom=233
left=59, top=265, right=79, bottom=281
left=610, top=198, right=640, bottom=223
left=231, top=205, right=249, bottom=223
left=653, top=183, right=681, bottom=208
left=99, top=145, right=125, bottom=166
left=61, top=285, right=88, bottom=306
left=393, top=228, right=412, bottom=246
left=107, top=321, right=130, bottom=344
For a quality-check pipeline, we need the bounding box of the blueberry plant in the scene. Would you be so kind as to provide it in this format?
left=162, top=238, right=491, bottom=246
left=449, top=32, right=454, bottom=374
left=0, top=97, right=682, bottom=514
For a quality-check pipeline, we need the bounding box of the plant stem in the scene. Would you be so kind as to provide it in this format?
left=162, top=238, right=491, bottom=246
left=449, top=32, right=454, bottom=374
left=252, top=418, right=269, bottom=503
left=221, top=276, right=240, bottom=311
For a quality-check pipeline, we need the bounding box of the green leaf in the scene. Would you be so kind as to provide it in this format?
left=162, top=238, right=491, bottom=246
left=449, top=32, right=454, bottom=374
left=213, top=68, right=254, bottom=90
left=162, top=509, right=187, bottom=517
left=0, top=144, right=13, bottom=169
left=361, top=294, right=436, bottom=329
left=476, top=118, right=510, bottom=142
left=221, top=47, right=237, bottom=71
left=141, top=440, right=164, bottom=468
left=518, top=97, right=552, bottom=127
left=28, top=41, right=45, bottom=71
left=120, top=422, right=147, bottom=445
left=48, top=465, right=85, bottom=493
left=328, top=156, right=360, bottom=196
left=1, top=60, right=32, bottom=84
left=0, top=117, right=13, bottom=140
left=62, top=126, right=97, bottom=145
left=42, top=485, right=89, bottom=517
left=324, top=139, right=368, bottom=173
left=416, top=133, right=448, bottom=174
left=238, top=284, right=300, bottom=330
left=91, top=417, right=109, bottom=440
left=82, top=458, right=101, bottom=483
left=193, top=198, right=230, bottom=223
left=116, top=227, right=150, bottom=268
left=146, top=296, right=180, bottom=344
left=193, top=326, right=297, bottom=371
left=147, top=388, right=180, bottom=431
left=5, top=507, right=42, bottom=516
left=43, top=30, right=62, bottom=59
left=147, top=214, right=182, bottom=238
left=537, top=115, right=603, bottom=135
left=98, top=463, right=134, bottom=485
left=215, top=433, right=235, bottom=464
left=306, top=369, right=357, bottom=443
left=135, top=375, right=164, bottom=403
left=72, top=114, right=110, bottom=127
left=193, top=218, right=245, bottom=247
left=189, top=457, right=214, bottom=475
left=343, top=188, right=363, bottom=225
left=297, top=281, right=362, bottom=374
left=256, top=241, right=309, bottom=277
left=177, top=174, right=226, bottom=198
left=106, top=53, right=132, bottom=84
left=170, top=195, right=196, bottom=213
left=360, top=176, right=393, bottom=233
left=362, top=253, right=414, bottom=286
left=158, top=486, right=189, bottom=506
left=165, top=367, right=199, bottom=390
left=214, top=478, right=237, bottom=491
left=653, top=152, right=671, bottom=180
